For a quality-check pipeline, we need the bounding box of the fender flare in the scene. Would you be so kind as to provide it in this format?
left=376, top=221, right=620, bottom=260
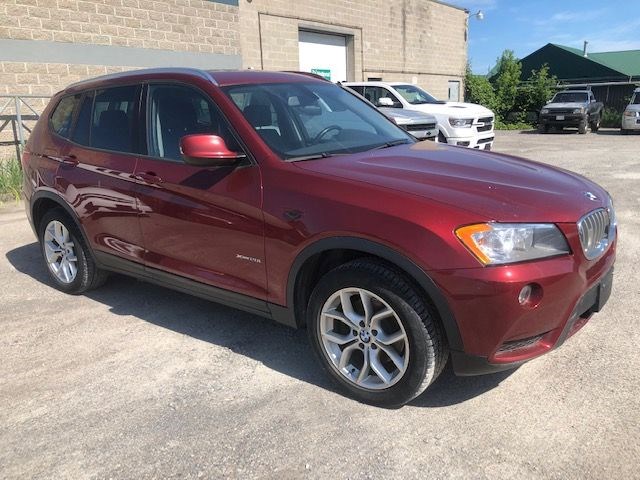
left=30, top=190, right=96, bottom=262
left=286, top=236, right=464, bottom=351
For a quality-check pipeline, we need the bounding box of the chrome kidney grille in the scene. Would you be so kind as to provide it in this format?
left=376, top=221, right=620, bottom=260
left=577, top=208, right=612, bottom=260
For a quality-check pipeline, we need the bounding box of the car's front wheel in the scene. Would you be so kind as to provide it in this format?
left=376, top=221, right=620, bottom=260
left=307, top=259, right=447, bottom=407
left=38, top=209, right=108, bottom=294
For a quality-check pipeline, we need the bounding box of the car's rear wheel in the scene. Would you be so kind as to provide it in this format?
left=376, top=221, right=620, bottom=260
left=307, top=259, right=447, bottom=407
left=38, top=209, right=107, bottom=294
left=590, top=116, right=601, bottom=132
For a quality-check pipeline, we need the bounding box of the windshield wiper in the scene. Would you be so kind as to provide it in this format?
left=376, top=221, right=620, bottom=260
left=286, top=152, right=336, bottom=162
left=373, top=139, right=412, bottom=150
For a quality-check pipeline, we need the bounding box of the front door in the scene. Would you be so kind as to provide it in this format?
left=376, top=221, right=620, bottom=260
left=133, top=83, right=267, bottom=301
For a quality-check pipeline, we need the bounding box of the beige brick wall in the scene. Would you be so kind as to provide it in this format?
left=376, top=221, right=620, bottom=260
left=239, top=0, right=467, bottom=96
left=0, top=0, right=239, bottom=55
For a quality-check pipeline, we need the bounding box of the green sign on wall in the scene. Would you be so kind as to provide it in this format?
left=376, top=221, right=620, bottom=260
left=311, top=68, right=331, bottom=81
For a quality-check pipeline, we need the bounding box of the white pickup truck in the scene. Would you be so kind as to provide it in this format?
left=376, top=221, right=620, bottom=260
left=343, top=81, right=495, bottom=150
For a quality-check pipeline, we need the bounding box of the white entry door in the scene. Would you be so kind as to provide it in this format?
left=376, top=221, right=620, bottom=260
left=298, top=30, right=347, bottom=83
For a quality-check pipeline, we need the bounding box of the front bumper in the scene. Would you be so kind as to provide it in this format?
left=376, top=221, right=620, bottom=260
left=444, top=134, right=494, bottom=150
left=621, top=116, right=640, bottom=130
left=539, top=113, right=587, bottom=127
left=430, top=224, right=616, bottom=376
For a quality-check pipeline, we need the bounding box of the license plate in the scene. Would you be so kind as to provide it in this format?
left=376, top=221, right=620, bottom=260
left=556, top=115, right=565, bottom=120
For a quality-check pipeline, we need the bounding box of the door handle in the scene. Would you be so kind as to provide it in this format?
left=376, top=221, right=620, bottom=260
left=135, top=171, right=164, bottom=184
left=60, top=154, right=78, bottom=166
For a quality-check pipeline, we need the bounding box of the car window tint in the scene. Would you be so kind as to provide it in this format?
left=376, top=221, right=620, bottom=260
left=50, top=94, right=81, bottom=138
left=364, top=87, right=401, bottom=108
left=147, top=84, right=239, bottom=162
left=90, top=85, right=139, bottom=153
left=348, top=86, right=365, bottom=96
left=71, top=92, right=93, bottom=146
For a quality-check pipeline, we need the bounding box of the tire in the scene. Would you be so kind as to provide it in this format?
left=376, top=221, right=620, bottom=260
left=306, top=258, right=447, bottom=408
left=590, top=115, right=601, bottom=132
left=437, top=131, right=448, bottom=144
left=537, top=124, right=548, bottom=134
left=578, top=121, right=588, bottom=134
left=38, top=208, right=108, bottom=294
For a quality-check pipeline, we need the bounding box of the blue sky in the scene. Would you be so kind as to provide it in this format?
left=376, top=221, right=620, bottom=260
left=456, top=0, right=640, bottom=74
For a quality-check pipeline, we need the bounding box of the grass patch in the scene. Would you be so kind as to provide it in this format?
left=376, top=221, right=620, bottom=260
left=0, top=158, right=23, bottom=202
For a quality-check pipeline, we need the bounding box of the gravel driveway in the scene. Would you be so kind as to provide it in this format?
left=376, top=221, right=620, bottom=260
left=1, top=129, right=638, bottom=479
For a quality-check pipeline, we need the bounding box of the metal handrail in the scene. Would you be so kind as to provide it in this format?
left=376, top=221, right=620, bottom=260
left=0, top=95, right=51, bottom=159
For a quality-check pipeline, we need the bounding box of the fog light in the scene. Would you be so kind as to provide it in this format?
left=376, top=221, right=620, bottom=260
left=518, top=285, right=532, bottom=305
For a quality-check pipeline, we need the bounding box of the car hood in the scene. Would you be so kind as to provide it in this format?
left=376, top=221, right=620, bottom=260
left=379, top=107, right=436, bottom=123
left=407, top=102, right=493, bottom=118
left=294, top=142, right=608, bottom=222
left=544, top=102, right=587, bottom=109
left=625, top=104, right=640, bottom=113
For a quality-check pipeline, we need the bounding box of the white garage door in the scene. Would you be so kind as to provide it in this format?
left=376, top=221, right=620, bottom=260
left=298, top=30, right=347, bottom=83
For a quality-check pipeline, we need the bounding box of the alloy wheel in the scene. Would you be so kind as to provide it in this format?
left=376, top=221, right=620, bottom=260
left=43, top=220, right=78, bottom=284
left=318, top=287, right=410, bottom=390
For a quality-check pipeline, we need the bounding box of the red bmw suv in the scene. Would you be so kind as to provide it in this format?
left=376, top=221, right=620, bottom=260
left=22, top=69, right=616, bottom=407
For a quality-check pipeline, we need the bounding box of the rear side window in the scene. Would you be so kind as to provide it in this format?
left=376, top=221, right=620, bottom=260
left=50, top=94, right=81, bottom=138
left=71, top=92, right=93, bottom=146
left=90, top=85, right=140, bottom=153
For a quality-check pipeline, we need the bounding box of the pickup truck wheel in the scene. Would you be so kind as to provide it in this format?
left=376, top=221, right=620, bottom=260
left=437, top=132, right=448, bottom=144
left=306, top=259, right=447, bottom=408
left=578, top=121, right=588, bottom=134
left=537, top=124, right=548, bottom=134
left=590, top=116, right=601, bottom=132
left=38, top=208, right=108, bottom=294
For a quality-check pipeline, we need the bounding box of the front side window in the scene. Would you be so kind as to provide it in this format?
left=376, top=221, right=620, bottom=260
left=393, top=85, right=440, bottom=105
left=147, top=84, right=238, bottom=162
left=631, top=93, right=640, bottom=105
left=223, top=82, right=412, bottom=160
left=50, top=94, right=81, bottom=138
left=90, top=85, right=140, bottom=153
left=363, top=87, right=402, bottom=108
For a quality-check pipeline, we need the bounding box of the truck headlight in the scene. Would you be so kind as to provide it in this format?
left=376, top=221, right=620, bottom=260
left=573, top=107, right=585, bottom=114
left=540, top=108, right=549, bottom=114
left=455, top=223, right=570, bottom=265
left=623, top=110, right=639, bottom=117
left=449, top=118, right=473, bottom=128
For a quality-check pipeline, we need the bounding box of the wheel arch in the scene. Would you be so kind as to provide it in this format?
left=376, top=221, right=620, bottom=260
left=287, top=236, right=463, bottom=351
left=30, top=190, right=96, bottom=262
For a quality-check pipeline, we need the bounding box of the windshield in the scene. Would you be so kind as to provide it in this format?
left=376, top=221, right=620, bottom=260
left=393, top=84, right=439, bottom=104
left=552, top=92, right=588, bottom=103
left=223, top=82, right=413, bottom=160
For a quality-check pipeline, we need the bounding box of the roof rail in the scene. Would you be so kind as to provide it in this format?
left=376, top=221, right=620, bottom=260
left=66, top=67, right=218, bottom=90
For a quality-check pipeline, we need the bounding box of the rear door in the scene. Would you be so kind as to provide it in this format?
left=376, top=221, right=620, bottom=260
left=61, top=85, right=145, bottom=263
left=133, top=83, right=267, bottom=302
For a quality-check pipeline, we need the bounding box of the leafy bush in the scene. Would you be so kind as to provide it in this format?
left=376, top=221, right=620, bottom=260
left=0, top=158, right=23, bottom=202
left=601, top=108, right=622, bottom=128
left=495, top=120, right=535, bottom=131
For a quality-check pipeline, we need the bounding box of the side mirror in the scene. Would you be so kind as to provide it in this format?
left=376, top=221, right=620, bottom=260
left=377, top=97, right=395, bottom=107
left=180, top=134, right=245, bottom=167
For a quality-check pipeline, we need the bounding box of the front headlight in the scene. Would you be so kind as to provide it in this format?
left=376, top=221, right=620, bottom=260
left=573, top=107, right=585, bottom=114
left=541, top=108, right=549, bottom=114
left=623, top=110, right=639, bottom=117
left=449, top=118, right=473, bottom=128
left=455, top=223, right=570, bottom=265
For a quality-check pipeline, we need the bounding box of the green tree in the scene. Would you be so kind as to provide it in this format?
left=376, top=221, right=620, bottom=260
left=464, top=64, right=497, bottom=112
left=491, top=50, right=522, bottom=120
left=519, top=64, right=557, bottom=113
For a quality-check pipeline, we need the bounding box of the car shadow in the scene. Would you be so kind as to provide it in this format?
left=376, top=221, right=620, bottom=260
left=6, top=242, right=513, bottom=408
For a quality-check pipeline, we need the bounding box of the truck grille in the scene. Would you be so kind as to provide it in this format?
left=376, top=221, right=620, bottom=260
left=406, top=123, right=436, bottom=131
left=549, top=109, right=573, bottom=115
left=578, top=208, right=612, bottom=260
